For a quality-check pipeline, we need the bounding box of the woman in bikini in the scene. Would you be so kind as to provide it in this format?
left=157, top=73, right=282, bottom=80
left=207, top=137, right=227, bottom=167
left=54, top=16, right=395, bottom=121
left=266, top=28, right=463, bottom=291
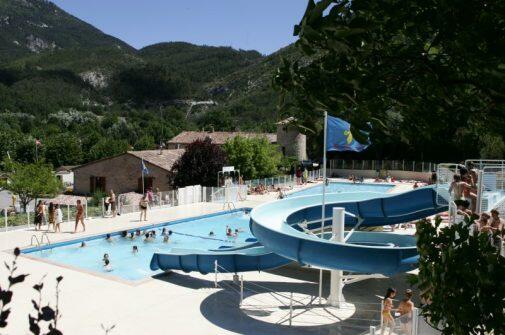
left=381, top=287, right=397, bottom=335
left=74, top=199, right=85, bottom=233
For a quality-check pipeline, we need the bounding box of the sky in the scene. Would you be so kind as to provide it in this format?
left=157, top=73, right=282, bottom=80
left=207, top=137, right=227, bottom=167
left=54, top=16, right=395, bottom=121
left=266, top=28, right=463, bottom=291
left=50, top=0, right=307, bottom=55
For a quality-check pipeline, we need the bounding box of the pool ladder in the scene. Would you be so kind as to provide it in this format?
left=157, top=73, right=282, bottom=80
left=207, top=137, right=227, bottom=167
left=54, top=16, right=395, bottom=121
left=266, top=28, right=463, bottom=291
left=30, top=233, right=51, bottom=248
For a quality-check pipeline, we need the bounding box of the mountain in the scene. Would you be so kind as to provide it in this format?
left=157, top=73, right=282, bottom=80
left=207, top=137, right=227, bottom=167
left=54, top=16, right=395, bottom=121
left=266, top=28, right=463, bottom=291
left=140, top=42, right=262, bottom=93
left=0, top=0, right=134, bottom=63
left=0, top=0, right=302, bottom=166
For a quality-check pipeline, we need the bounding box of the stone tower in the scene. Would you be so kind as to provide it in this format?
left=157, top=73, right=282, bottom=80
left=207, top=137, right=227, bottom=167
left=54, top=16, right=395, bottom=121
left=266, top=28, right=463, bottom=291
left=276, top=117, right=307, bottom=161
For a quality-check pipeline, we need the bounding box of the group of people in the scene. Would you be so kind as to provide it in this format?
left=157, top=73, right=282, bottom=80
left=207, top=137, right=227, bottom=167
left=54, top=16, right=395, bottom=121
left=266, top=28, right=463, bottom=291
left=103, top=190, right=117, bottom=218
left=34, top=199, right=85, bottom=233
left=295, top=166, right=310, bottom=185
left=381, top=288, right=415, bottom=335
left=450, top=162, right=504, bottom=236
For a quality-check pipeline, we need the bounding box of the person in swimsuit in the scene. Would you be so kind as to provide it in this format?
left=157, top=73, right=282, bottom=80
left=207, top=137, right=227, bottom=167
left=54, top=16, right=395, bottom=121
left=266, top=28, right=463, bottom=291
left=55, top=204, right=63, bottom=233
left=398, top=289, right=414, bottom=335
left=139, top=195, right=148, bottom=221
left=47, top=202, right=55, bottom=232
left=380, top=287, right=397, bottom=335
left=449, top=174, right=477, bottom=212
left=109, top=190, right=117, bottom=218
left=475, top=213, right=491, bottom=233
left=490, top=210, right=504, bottom=234
left=74, top=199, right=85, bottom=233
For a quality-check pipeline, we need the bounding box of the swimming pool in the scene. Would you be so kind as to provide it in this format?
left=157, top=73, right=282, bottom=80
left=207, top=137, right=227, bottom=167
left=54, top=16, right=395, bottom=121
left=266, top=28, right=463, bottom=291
left=288, top=182, right=394, bottom=197
left=23, top=210, right=253, bottom=281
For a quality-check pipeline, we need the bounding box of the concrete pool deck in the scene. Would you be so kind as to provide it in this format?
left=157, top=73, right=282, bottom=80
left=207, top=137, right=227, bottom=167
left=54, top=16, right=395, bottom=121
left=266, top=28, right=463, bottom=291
left=0, top=180, right=430, bottom=335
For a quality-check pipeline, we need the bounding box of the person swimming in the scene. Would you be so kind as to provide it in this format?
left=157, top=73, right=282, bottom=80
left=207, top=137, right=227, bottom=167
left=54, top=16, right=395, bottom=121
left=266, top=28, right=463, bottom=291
left=161, top=227, right=167, bottom=236
left=209, top=231, right=215, bottom=237
left=226, top=227, right=233, bottom=237
left=105, top=233, right=113, bottom=242
left=103, top=258, right=112, bottom=272
left=163, top=235, right=169, bottom=243
left=129, top=232, right=135, bottom=240
left=144, top=233, right=155, bottom=242
left=132, top=245, right=138, bottom=254
left=80, top=241, right=86, bottom=248
left=121, top=230, right=128, bottom=238
left=135, top=229, right=141, bottom=236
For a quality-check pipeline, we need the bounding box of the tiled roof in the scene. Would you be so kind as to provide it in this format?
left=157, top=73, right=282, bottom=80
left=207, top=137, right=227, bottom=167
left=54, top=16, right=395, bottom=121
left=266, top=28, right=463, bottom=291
left=128, top=149, right=185, bottom=171
left=167, top=131, right=277, bottom=145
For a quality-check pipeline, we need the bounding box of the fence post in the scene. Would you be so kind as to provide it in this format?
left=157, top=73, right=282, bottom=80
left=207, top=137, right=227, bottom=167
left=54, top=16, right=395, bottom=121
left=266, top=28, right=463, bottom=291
left=102, top=198, right=105, bottom=217
left=240, top=275, right=244, bottom=306
left=27, top=210, right=30, bottom=227
left=4, top=208, right=7, bottom=232
left=412, top=307, right=419, bottom=335
left=289, top=292, right=293, bottom=326
left=214, top=260, right=218, bottom=288
left=380, top=300, right=384, bottom=329
left=67, top=204, right=70, bottom=223
left=369, top=326, right=376, bottom=335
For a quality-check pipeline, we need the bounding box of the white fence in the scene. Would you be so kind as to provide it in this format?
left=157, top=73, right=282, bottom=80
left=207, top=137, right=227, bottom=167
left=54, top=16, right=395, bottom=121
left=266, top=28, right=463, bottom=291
left=330, top=159, right=437, bottom=173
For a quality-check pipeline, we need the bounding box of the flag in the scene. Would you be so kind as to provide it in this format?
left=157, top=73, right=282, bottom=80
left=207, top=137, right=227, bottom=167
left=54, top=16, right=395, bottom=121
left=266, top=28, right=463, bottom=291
left=326, top=115, right=370, bottom=152
left=141, top=158, right=149, bottom=175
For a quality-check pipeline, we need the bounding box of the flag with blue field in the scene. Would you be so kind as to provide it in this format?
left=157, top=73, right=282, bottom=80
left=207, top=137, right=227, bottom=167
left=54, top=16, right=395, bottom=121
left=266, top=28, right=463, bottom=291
left=326, top=115, right=370, bottom=152
left=141, top=158, right=149, bottom=175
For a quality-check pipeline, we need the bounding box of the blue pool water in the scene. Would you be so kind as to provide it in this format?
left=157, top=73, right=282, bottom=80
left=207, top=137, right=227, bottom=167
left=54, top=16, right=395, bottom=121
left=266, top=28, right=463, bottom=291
left=23, top=210, right=253, bottom=281
left=288, top=182, right=394, bottom=197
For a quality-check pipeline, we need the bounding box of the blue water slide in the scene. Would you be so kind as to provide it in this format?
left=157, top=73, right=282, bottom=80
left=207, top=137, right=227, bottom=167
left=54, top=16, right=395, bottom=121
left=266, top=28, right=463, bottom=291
left=150, top=186, right=447, bottom=275
left=249, top=187, right=447, bottom=274
left=150, top=244, right=291, bottom=274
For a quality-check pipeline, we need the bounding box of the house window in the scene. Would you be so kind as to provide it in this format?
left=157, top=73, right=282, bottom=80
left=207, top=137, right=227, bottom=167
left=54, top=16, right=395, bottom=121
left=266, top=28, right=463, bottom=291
left=90, top=176, right=106, bottom=193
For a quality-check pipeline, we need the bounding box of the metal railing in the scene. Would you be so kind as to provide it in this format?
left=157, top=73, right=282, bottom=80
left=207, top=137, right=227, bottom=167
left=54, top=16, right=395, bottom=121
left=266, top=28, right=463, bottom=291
left=329, top=159, right=437, bottom=173
left=1, top=200, right=100, bottom=232
left=245, top=170, right=322, bottom=190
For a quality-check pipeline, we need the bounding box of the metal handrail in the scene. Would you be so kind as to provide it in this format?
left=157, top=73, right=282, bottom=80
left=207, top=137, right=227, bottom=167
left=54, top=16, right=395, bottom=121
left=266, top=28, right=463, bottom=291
left=41, top=233, right=51, bottom=246
left=30, top=235, right=40, bottom=247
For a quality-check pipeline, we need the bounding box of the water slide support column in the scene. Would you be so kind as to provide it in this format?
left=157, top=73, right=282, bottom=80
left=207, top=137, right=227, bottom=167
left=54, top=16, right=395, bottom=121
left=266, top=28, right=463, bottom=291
left=318, top=111, right=328, bottom=304
left=327, top=207, right=345, bottom=307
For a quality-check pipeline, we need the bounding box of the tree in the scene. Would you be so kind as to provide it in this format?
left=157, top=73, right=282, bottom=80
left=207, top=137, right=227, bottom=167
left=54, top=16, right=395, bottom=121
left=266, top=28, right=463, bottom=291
left=414, top=216, right=505, bottom=334
left=169, top=137, right=227, bottom=187
left=2, top=162, right=62, bottom=212
left=87, top=138, right=130, bottom=162
left=274, top=0, right=505, bottom=161
left=223, top=136, right=281, bottom=180
left=134, top=135, right=156, bottom=151
left=44, top=133, right=83, bottom=167
left=479, top=134, right=505, bottom=159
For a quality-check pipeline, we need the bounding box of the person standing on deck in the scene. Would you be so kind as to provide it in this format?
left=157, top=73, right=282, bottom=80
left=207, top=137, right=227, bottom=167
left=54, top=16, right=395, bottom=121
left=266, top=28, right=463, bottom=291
left=74, top=199, right=85, bottom=233
left=54, top=204, right=62, bottom=233
left=139, top=195, right=148, bottom=221
left=109, top=190, right=116, bottom=217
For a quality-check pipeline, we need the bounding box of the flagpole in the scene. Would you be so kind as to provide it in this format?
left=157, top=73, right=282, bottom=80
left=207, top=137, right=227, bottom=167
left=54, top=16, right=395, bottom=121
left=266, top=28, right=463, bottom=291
left=141, top=159, right=145, bottom=195
left=318, top=111, right=328, bottom=303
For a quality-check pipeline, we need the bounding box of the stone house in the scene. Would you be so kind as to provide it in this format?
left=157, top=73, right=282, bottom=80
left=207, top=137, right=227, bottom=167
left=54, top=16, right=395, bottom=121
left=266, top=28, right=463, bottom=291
left=276, top=117, right=307, bottom=161
left=167, top=131, right=277, bottom=150
left=72, top=149, right=184, bottom=195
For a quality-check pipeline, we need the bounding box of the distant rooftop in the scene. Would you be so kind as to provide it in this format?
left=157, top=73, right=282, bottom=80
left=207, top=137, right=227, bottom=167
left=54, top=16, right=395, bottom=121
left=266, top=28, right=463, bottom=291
left=168, top=131, right=277, bottom=145
left=128, top=149, right=185, bottom=171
